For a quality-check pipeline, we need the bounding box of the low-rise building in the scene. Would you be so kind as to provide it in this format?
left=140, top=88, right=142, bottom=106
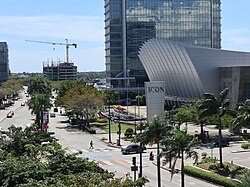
left=139, top=39, right=250, bottom=107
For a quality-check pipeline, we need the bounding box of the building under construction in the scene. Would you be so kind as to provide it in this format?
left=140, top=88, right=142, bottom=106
left=43, top=60, right=77, bottom=81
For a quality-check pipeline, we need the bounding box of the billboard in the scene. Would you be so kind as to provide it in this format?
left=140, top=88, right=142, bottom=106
left=145, top=81, right=165, bottom=123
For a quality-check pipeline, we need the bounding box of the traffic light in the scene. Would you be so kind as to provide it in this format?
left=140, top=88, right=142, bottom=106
left=132, top=157, right=136, bottom=166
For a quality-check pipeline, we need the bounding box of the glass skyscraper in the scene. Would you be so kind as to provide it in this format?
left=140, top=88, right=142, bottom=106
left=104, top=0, right=221, bottom=89
left=0, top=42, right=10, bottom=83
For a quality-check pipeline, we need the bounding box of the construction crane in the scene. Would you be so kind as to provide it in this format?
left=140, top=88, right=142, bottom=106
left=26, top=39, right=77, bottom=63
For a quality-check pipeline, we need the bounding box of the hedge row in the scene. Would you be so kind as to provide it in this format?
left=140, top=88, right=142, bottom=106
left=241, top=142, right=250, bottom=149
left=184, top=166, right=239, bottom=187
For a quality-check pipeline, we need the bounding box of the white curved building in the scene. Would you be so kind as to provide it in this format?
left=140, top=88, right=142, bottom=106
left=139, top=39, right=250, bottom=106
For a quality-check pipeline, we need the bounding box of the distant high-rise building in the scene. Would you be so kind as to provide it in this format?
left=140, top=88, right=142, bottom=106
left=104, top=0, right=221, bottom=89
left=0, top=42, right=10, bottom=83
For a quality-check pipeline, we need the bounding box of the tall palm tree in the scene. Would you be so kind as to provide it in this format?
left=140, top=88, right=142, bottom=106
left=199, top=88, right=235, bottom=168
left=28, top=76, right=51, bottom=96
left=233, top=99, right=250, bottom=133
left=161, top=129, right=198, bottom=187
left=134, top=116, right=172, bottom=187
left=28, top=94, right=52, bottom=130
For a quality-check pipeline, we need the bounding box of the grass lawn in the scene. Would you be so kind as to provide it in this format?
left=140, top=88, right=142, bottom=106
left=97, top=122, right=136, bottom=133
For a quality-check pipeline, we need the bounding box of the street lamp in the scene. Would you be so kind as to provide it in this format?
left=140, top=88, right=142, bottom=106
left=138, top=122, right=145, bottom=179
left=108, top=97, right=112, bottom=143
left=117, top=116, right=121, bottom=146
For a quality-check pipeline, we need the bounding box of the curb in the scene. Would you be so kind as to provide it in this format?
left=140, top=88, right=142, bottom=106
left=231, top=150, right=250, bottom=153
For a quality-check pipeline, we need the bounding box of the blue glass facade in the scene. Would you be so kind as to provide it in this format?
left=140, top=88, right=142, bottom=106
left=0, top=42, right=9, bottom=83
left=104, top=0, right=221, bottom=89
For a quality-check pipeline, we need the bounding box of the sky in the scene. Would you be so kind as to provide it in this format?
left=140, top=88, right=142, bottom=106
left=0, top=0, right=250, bottom=73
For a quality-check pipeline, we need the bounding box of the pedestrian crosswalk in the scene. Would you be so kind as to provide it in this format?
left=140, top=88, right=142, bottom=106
left=67, top=147, right=119, bottom=154
left=97, top=159, right=140, bottom=167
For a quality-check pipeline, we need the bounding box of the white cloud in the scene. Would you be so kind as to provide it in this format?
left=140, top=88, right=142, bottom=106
left=0, top=14, right=105, bottom=72
left=0, top=14, right=104, bottom=42
left=222, top=28, right=250, bottom=52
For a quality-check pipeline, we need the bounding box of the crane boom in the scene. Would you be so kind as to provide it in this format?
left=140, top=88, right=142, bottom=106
left=25, top=39, right=77, bottom=63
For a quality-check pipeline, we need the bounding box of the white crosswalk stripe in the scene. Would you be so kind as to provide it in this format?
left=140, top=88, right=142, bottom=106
left=67, top=147, right=119, bottom=154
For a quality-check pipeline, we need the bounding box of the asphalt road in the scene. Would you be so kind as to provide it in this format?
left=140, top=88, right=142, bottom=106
left=1, top=91, right=249, bottom=186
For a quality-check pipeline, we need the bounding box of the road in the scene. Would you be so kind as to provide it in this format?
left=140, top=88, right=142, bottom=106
left=0, top=91, right=249, bottom=186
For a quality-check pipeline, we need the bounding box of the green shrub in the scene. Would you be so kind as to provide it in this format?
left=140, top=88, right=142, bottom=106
left=96, top=118, right=108, bottom=123
left=124, top=128, right=134, bottom=138
left=208, top=163, right=220, bottom=170
left=241, top=142, right=250, bottom=149
left=199, top=156, right=217, bottom=164
left=101, top=137, right=107, bottom=141
left=86, top=127, right=96, bottom=134
left=0, top=105, right=5, bottom=110
left=201, top=152, right=207, bottom=159
left=184, top=166, right=239, bottom=187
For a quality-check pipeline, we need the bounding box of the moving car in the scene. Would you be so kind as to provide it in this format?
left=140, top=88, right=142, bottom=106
left=50, top=113, right=56, bottom=118
left=21, top=102, right=25, bottom=106
left=121, top=144, right=146, bottom=154
left=7, top=112, right=13, bottom=118
left=213, top=140, right=229, bottom=147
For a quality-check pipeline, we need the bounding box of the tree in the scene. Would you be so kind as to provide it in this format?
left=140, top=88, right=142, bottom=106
left=28, top=76, right=51, bottom=96
left=0, top=125, right=149, bottom=187
left=1, top=78, right=23, bottom=95
left=161, top=129, right=198, bottom=187
left=232, top=99, right=250, bottom=133
left=62, top=85, right=104, bottom=129
left=239, top=171, right=250, bottom=187
left=134, top=116, right=172, bottom=187
left=199, top=88, right=235, bottom=168
left=28, top=94, right=52, bottom=130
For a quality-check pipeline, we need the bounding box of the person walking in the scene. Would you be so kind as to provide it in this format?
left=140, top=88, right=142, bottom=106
left=89, top=140, right=94, bottom=149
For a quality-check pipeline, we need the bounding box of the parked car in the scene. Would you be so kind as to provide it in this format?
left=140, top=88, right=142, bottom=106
left=213, top=140, right=229, bottom=147
left=50, top=113, right=56, bottom=118
left=121, top=144, right=146, bottom=154
left=7, top=112, right=13, bottom=118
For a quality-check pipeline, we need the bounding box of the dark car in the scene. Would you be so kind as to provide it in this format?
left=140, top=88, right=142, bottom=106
left=121, top=144, right=146, bottom=154
left=213, top=140, right=229, bottom=147
left=50, top=113, right=56, bottom=118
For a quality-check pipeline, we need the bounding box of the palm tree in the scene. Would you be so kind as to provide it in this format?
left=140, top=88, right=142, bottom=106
left=28, top=94, right=52, bottom=130
left=134, top=116, right=172, bottom=187
left=199, top=88, right=235, bottom=168
left=161, top=129, right=198, bottom=187
left=28, top=76, right=51, bottom=96
left=232, top=99, right=250, bottom=133
left=239, top=171, right=250, bottom=187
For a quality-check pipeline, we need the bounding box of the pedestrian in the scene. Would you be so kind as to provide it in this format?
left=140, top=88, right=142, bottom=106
left=89, top=140, right=94, bottom=149
left=149, top=151, right=154, bottom=161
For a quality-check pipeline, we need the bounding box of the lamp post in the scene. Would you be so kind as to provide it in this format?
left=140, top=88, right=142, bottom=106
left=108, top=97, right=112, bottom=143
left=138, top=122, right=144, bottom=179
left=117, top=116, right=121, bottom=146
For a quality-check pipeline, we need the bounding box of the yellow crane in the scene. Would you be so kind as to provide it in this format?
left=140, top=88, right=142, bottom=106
left=25, top=39, right=77, bottom=63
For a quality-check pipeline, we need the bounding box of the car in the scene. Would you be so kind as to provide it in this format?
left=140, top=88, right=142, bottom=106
left=121, top=144, right=146, bottom=154
left=50, top=113, right=56, bottom=118
left=21, top=102, right=25, bottom=106
left=7, top=112, right=13, bottom=118
left=10, top=111, right=14, bottom=116
left=213, top=140, right=229, bottom=147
